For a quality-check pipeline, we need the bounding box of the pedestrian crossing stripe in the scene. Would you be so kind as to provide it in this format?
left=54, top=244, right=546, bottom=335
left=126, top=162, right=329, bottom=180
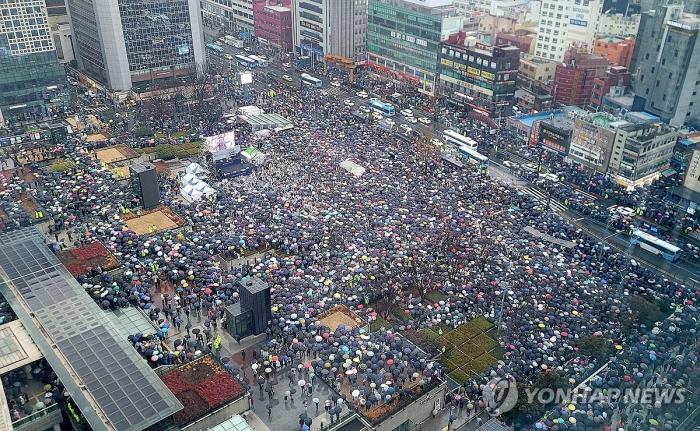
left=521, top=187, right=568, bottom=214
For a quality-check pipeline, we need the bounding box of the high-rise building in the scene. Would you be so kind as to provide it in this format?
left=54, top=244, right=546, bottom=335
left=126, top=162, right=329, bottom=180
left=254, top=2, right=293, bottom=51
left=438, top=34, right=520, bottom=121
left=66, top=0, right=205, bottom=91
left=201, top=0, right=254, bottom=36
left=590, top=65, right=631, bottom=108
left=0, top=0, right=69, bottom=124
left=630, top=4, right=700, bottom=127
left=367, top=0, right=462, bottom=94
left=291, top=0, right=368, bottom=64
left=534, top=0, right=603, bottom=62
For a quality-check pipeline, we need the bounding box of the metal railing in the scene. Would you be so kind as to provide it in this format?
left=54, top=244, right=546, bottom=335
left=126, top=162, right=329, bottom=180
left=11, top=403, right=60, bottom=429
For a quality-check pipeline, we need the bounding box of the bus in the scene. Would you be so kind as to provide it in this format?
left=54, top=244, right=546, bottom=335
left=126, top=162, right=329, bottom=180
left=368, top=98, right=395, bottom=117
left=248, top=55, right=269, bottom=68
left=630, top=229, right=681, bottom=262
left=234, top=54, right=256, bottom=68
left=458, top=145, right=489, bottom=169
left=443, top=129, right=477, bottom=149
left=300, top=73, right=323, bottom=88
left=206, top=43, right=224, bottom=54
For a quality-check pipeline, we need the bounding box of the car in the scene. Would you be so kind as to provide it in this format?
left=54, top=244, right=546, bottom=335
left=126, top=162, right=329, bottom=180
left=356, top=91, right=369, bottom=98
left=359, top=106, right=371, bottom=113
left=282, top=62, right=291, bottom=68
left=244, top=47, right=251, bottom=52
left=282, top=75, right=293, bottom=82
left=503, top=160, right=514, bottom=168
left=418, top=117, right=431, bottom=125
left=330, top=80, right=341, bottom=87
left=344, top=99, right=355, bottom=107
left=406, top=116, right=418, bottom=124
left=400, top=124, right=413, bottom=134
left=320, top=90, right=328, bottom=96
left=385, top=118, right=395, bottom=126
left=224, top=54, right=233, bottom=61
left=430, top=138, right=443, bottom=147
left=400, top=109, right=414, bottom=117
left=372, top=112, right=383, bottom=121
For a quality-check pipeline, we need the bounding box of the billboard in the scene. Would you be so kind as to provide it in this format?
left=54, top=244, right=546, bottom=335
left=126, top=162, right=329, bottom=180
left=204, top=131, right=239, bottom=154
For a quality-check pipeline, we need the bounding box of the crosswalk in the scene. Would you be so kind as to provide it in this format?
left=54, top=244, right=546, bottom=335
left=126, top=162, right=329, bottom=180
left=521, top=186, right=568, bottom=214
left=90, top=106, right=110, bottom=114
left=325, top=87, right=345, bottom=98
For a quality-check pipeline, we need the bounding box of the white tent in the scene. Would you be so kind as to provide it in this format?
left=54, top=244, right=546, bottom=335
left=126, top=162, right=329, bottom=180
left=340, top=159, right=366, bottom=177
left=186, top=162, right=208, bottom=177
left=179, top=171, right=215, bottom=202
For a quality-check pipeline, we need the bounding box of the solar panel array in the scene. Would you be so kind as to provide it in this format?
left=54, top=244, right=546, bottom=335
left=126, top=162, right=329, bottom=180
left=0, top=228, right=182, bottom=431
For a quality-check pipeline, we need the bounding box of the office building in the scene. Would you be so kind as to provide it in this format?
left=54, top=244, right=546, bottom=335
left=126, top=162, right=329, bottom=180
left=254, top=2, right=293, bottom=50
left=291, top=0, right=368, bottom=64
left=568, top=111, right=676, bottom=187
left=367, top=0, right=462, bottom=94
left=438, top=34, right=520, bottom=120
left=66, top=0, right=205, bottom=91
left=518, top=53, right=556, bottom=88
left=683, top=145, right=700, bottom=194
left=0, top=0, right=68, bottom=124
left=453, top=0, right=491, bottom=15
left=598, top=12, right=641, bottom=37
left=607, top=113, right=677, bottom=187
left=630, top=4, right=700, bottom=127
left=201, top=0, right=254, bottom=36
left=534, top=0, right=603, bottom=62
left=593, top=36, right=635, bottom=68
left=553, top=48, right=609, bottom=107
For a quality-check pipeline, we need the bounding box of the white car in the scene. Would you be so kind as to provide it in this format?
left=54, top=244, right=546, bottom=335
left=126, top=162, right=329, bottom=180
left=344, top=99, right=355, bottom=107
left=400, top=124, right=413, bottom=134
left=359, top=106, right=371, bottom=113
left=405, top=116, right=418, bottom=124
left=282, top=62, right=291, bottom=68
left=401, top=109, right=414, bottom=117
left=356, top=91, right=369, bottom=98
left=372, top=112, right=383, bottom=121
left=609, top=205, right=635, bottom=217
left=330, top=80, right=341, bottom=87
left=430, top=138, right=443, bottom=147
left=224, top=54, right=234, bottom=61
left=418, top=117, right=431, bottom=125
left=385, top=118, right=395, bottom=126
left=282, top=75, right=293, bottom=82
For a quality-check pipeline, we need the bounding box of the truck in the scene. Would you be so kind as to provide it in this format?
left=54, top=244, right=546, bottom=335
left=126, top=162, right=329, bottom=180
left=224, top=35, right=244, bottom=49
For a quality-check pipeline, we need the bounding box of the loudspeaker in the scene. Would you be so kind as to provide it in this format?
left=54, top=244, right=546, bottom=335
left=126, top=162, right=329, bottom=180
left=239, top=276, right=271, bottom=335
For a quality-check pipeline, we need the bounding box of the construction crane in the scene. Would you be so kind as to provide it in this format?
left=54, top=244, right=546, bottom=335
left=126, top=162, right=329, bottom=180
left=323, top=55, right=357, bottom=83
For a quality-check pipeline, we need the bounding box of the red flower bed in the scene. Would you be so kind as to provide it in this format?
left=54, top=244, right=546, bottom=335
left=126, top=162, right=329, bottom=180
left=160, top=356, right=244, bottom=425
left=70, top=241, right=108, bottom=260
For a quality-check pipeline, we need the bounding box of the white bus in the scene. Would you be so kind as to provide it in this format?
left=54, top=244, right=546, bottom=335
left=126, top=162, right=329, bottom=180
left=234, top=54, right=256, bottom=68
left=458, top=145, right=489, bottom=169
left=443, top=129, right=477, bottom=149
left=300, top=73, right=323, bottom=88
left=630, top=229, right=681, bottom=262
left=248, top=55, right=269, bottom=68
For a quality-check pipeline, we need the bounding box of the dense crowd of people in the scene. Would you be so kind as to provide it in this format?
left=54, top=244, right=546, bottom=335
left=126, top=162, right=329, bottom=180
left=0, top=58, right=698, bottom=431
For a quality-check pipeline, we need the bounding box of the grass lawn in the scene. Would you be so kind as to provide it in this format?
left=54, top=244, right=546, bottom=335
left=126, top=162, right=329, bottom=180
left=370, top=315, right=395, bottom=332
left=434, top=316, right=503, bottom=385
left=424, top=291, right=447, bottom=304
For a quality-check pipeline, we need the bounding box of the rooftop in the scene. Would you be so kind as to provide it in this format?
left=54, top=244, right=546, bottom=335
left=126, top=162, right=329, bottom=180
left=0, top=319, right=42, bottom=375
left=0, top=228, right=183, bottom=431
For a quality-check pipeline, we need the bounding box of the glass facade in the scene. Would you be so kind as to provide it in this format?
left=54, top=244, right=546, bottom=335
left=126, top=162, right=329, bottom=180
left=118, top=0, right=196, bottom=82
left=0, top=0, right=68, bottom=123
left=367, top=0, right=450, bottom=92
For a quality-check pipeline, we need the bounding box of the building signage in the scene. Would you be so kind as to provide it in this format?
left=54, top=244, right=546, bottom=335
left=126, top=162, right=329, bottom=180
left=467, top=66, right=481, bottom=76
left=480, top=70, right=495, bottom=81
left=570, top=19, right=588, bottom=26
left=390, top=31, right=428, bottom=47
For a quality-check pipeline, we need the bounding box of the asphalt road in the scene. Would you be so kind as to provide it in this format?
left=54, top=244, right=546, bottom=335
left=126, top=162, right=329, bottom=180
left=206, top=43, right=700, bottom=287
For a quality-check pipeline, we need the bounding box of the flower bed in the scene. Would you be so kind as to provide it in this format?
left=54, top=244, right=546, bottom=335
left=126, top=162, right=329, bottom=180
left=403, top=329, right=441, bottom=358
left=58, top=241, right=120, bottom=276
left=160, top=356, right=245, bottom=426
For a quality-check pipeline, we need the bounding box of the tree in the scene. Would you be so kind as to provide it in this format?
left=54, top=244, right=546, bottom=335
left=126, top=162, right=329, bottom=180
left=414, top=137, right=440, bottom=173
left=627, top=295, right=667, bottom=328
left=578, top=336, right=614, bottom=362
